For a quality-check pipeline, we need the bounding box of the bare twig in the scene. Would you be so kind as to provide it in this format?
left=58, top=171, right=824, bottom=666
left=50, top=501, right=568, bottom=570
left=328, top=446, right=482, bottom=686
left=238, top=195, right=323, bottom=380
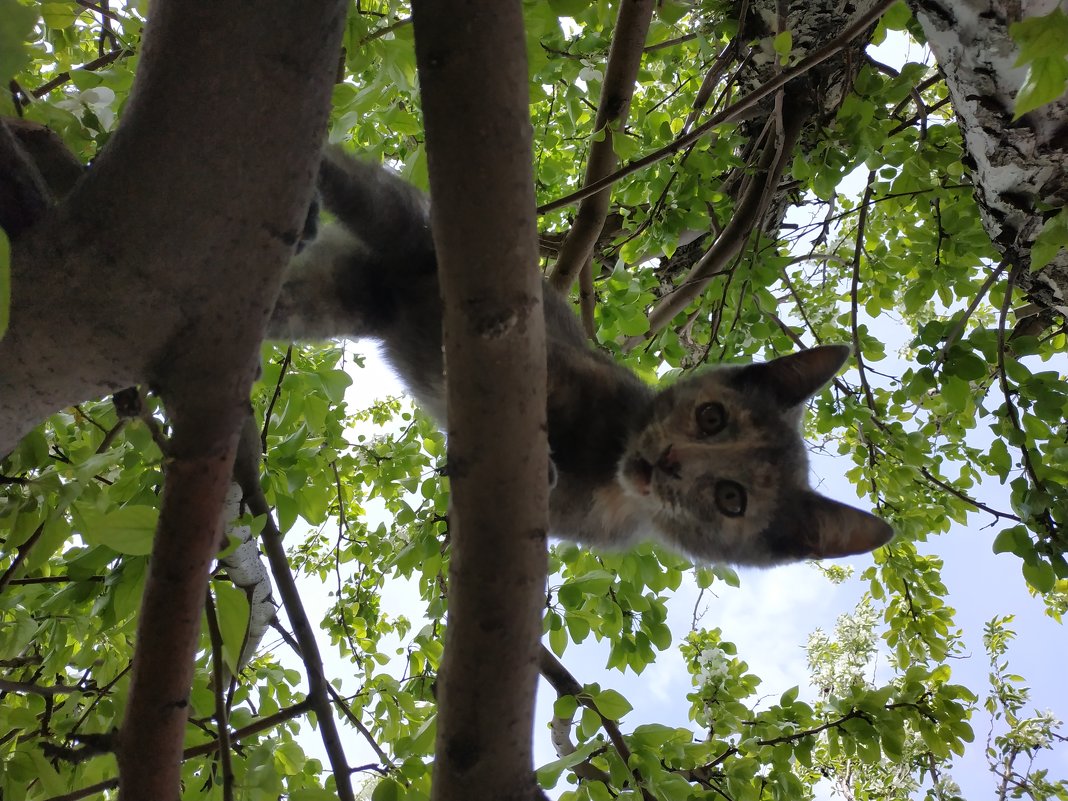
left=0, top=679, right=95, bottom=696
left=326, top=684, right=396, bottom=769
left=932, top=261, right=1007, bottom=369
left=31, top=48, right=131, bottom=99
left=261, top=345, right=293, bottom=452
left=358, top=15, right=411, bottom=45
left=73, top=0, right=124, bottom=24
left=205, top=590, right=235, bottom=801
left=0, top=520, right=46, bottom=592
left=849, top=172, right=877, bottom=412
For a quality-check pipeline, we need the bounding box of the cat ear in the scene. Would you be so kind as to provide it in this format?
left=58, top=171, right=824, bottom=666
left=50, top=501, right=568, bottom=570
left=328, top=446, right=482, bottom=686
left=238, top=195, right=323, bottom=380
left=798, top=492, right=895, bottom=559
left=736, top=345, right=851, bottom=407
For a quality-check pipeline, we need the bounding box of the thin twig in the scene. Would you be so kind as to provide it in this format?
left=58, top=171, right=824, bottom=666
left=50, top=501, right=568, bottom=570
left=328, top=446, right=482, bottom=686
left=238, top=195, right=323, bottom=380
left=918, top=468, right=1021, bottom=523
left=0, top=520, right=46, bottom=592
left=0, top=679, right=95, bottom=696
left=261, top=346, right=292, bottom=452
left=849, top=172, right=877, bottom=412
left=41, top=700, right=315, bottom=801
left=235, top=418, right=356, bottom=801
left=932, top=261, right=1008, bottom=370
left=624, top=102, right=804, bottom=349
left=31, top=48, right=130, bottom=99
left=358, top=16, right=412, bottom=45
left=73, top=0, right=124, bottom=24
left=204, top=591, right=235, bottom=801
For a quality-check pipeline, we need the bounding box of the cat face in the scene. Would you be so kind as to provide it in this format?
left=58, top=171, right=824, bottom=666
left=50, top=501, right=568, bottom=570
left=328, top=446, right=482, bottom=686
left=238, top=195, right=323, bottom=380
left=617, top=346, right=894, bottom=565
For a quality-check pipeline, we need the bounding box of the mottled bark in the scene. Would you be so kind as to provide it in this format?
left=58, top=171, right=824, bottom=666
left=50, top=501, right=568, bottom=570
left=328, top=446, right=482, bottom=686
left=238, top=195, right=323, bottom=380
left=912, top=0, right=1068, bottom=317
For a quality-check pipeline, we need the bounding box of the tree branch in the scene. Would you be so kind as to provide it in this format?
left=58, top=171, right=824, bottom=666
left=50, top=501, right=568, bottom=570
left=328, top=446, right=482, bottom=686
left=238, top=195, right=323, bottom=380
left=204, top=590, right=236, bottom=801
left=547, top=0, right=654, bottom=293
left=0, top=118, right=51, bottom=238
left=539, top=646, right=656, bottom=798
left=42, top=699, right=315, bottom=801
left=624, top=102, right=805, bottom=348
left=234, top=417, right=357, bottom=801
left=412, top=3, right=549, bottom=800
left=30, top=47, right=132, bottom=100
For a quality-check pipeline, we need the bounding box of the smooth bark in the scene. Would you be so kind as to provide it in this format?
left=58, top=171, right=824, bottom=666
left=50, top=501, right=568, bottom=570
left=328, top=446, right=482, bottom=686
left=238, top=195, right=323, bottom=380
left=412, top=3, right=549, bottom=801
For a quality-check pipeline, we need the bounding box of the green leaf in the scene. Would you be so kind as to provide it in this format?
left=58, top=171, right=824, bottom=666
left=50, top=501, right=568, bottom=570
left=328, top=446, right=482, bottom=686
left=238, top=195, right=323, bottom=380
left=1030, top=208, right=1068, bottom=270
left=213, top=580, right=251, bottom=674
left=772, top=31, right=793, bottom=58
left=992, top=526, right=1030, bottom=557
left=74, top=505, right=158, bottom=556
left=536, top=737, right=605, bottom=788
left=0, top=0, right=37, bottom=84
left=553, top=694, right=578, bottom=720
left=1010, top=8, right=1068, bottom=118
left=656, top=1, right=689, bottom=26
left=1022, top=558, right=1056, bottom=593
left=944, top=349, right=987, bottom=381
left=548, top=623, right=568, bottom=657
left=371, top=777, right=402, bottom=801
left=592, top=688, right=632, bottom=720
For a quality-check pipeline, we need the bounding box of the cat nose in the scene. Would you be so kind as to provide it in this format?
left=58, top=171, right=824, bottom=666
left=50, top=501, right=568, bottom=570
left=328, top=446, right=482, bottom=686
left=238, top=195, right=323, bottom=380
left=656, top=445, right=681, bottom=479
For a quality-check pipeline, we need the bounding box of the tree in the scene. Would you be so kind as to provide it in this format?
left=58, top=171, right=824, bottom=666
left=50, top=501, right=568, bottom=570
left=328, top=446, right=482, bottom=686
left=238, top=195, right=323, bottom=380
left=1, top=1, right=1066, bottom=800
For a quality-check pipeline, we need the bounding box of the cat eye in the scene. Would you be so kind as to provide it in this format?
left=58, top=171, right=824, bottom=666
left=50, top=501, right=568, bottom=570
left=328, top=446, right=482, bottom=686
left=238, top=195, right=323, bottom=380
left=715, top=480, right=747, bottom=517
left=695, top=402, right=727, bottom=436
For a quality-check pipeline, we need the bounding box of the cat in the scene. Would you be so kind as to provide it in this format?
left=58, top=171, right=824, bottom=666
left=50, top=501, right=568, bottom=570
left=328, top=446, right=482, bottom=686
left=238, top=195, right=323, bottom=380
left=268, top=146, right=894, bottom=566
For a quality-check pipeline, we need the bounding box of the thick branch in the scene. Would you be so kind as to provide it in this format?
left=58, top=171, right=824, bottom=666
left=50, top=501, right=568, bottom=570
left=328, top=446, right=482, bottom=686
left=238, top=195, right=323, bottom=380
left=117, top=418, right=240, bottom=801
left=0, top=0, right=345, bottom=453
left=547, top=0, right=654, bottom=293
left=412, top=3, right=549, bottom=801
left=11, top=0, right=353, bottom=798
left=0, top=119, right=51, bottom=238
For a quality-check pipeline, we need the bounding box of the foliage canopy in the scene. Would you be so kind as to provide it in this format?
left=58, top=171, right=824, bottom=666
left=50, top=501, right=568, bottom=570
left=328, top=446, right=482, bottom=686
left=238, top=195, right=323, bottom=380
left=1, top=1, right=1066, bottom=800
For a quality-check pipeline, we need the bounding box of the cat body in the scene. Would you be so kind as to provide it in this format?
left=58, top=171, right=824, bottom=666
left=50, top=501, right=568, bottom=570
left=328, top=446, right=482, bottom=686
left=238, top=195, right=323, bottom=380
left=269, top=147, right=894, bottom=566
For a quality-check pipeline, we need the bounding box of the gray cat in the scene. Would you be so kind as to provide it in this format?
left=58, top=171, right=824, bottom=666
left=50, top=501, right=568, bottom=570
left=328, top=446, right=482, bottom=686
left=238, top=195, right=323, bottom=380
left=269, top=147, right=894, bottom=566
